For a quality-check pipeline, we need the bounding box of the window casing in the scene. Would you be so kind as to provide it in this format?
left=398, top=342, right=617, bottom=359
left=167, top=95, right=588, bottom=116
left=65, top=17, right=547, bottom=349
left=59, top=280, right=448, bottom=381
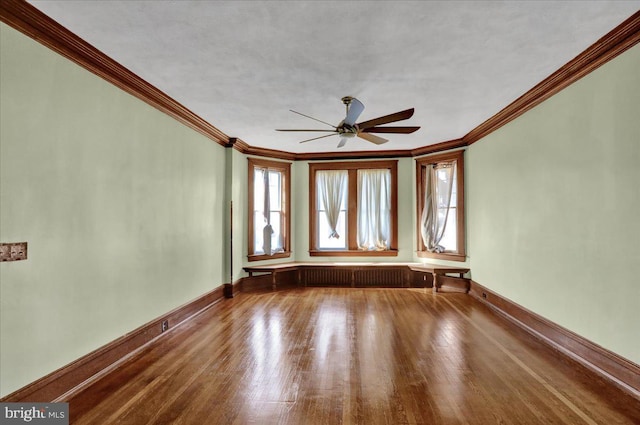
left=248, top=158, right=291, bottom=261
left=416, top=150, right=465, bottom=261
left=309, top=160, right=398, bottom=257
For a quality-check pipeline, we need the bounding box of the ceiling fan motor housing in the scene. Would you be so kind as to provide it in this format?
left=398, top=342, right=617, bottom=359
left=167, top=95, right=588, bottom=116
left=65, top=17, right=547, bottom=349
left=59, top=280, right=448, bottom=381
left=338, top=122, right=358, bottom=137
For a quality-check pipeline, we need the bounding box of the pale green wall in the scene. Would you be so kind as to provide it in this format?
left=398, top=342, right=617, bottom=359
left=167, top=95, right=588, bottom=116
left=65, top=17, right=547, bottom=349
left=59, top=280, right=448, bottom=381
left=467, top=44, right=640, bottom=364
left=0, top=25, right=227, bottom=396
left=230, top=149, right=248, bottom=281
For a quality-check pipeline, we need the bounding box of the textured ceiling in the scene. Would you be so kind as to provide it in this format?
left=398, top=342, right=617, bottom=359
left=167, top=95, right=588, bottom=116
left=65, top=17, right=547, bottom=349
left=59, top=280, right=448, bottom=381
left=28, top=1, right=640, bottom=153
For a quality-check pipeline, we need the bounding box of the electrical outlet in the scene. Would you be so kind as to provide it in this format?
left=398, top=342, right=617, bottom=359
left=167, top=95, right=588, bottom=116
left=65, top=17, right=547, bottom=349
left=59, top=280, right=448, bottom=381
left=11, top=242, right=27, bottom=261
left=161, top=320, right=169, bottom=332
left=1, top=242, right=27, bottom=261
left=0, top=244, right=10, bottom=261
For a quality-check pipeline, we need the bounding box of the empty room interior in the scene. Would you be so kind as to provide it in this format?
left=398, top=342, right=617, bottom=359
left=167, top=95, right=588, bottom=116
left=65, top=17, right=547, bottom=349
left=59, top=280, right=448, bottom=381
left=1, top=1, right=639, bottom=424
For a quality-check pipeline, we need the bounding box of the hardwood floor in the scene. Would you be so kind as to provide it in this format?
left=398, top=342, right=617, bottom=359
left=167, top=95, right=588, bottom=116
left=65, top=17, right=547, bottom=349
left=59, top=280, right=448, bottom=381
left=67, top=288, right=640, bottom=424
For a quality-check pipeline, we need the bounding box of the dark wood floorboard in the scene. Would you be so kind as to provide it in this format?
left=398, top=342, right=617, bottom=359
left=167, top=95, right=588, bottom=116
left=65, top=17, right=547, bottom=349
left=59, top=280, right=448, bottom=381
left=67, top=288, right=640, bottom=424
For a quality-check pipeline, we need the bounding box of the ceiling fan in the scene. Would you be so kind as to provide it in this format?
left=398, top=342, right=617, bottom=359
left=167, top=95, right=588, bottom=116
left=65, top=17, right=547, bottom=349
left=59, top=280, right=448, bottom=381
left=276, top=96, right=420, bottom=148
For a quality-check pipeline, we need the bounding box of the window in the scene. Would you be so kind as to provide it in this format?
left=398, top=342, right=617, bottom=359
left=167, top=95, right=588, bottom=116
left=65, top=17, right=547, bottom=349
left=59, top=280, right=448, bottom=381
left=248, top=158, right=291, bottom=261
left=309, top=161, right=398, bottom=256
left=416, top=150, right=465, bottom=261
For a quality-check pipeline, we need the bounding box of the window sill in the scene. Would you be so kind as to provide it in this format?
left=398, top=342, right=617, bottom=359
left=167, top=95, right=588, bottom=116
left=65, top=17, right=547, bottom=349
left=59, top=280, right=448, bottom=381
left=309, top=250, right=398, bottom=257
left=416, top=251, right=466, bottom=262
left=247, top=251, right=292, bottom=262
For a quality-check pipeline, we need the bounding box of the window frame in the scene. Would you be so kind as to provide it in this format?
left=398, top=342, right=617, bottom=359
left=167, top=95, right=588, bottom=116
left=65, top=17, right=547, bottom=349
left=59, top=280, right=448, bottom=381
left=248, top=157, right=291, bottom=261
left=309, top=160, right=398, bottom=257
left=415, top=150, right=466, bottom=262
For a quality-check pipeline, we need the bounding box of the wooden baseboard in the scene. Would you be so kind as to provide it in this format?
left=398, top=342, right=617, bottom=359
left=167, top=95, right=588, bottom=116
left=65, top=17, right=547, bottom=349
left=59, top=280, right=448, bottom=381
left=469, top=280, right=640, bottom=400
left=1, top=284, right=230, bottom=402
left=437, top=276, right=470, bottom=293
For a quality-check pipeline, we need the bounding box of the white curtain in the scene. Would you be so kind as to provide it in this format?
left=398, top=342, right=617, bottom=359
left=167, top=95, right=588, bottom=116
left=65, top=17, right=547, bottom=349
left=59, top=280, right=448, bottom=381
left=357, top=169, right=391, bottom=250
left=261, top=169, right=274, bottom=255
left=420, top=163, right=455, bottom=253
left=317, top=170, right=348, bottom=239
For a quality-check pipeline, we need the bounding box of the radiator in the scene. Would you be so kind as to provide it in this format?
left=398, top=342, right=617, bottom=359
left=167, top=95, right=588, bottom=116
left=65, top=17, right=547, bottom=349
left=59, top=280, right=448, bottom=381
left=303, top=267, right=407, bottom=287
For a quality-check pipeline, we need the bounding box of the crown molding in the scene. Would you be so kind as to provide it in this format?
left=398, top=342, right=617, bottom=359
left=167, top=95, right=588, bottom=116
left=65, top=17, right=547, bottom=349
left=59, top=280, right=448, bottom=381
left=0, top=0, right=229, bottom=147
left=2, top=1, right=638, bottom=159
left=234, top=139, right=298, bottom=161
left=463, top=11, right=640, bottom=145
left=295, top=149, right=412, bottom=161
left=410, top=138, right=467, bottom=158
left=230, top=138, right=468, bottom=162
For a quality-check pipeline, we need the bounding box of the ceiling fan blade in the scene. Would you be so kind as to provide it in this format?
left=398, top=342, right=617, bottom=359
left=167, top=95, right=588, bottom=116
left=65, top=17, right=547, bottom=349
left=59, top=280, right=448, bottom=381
left=337, top=138, right=348, bottom=148
left=290, top=110, right=336, bottom=129
left=357, top=108, right=415, bottom=130
left=361, top=126, right=420, bottom=134
left=343, top=97, right=364, bottom=126
left=299, top=133, right=340, bottom=143
left=357, top=132, right=388, bottom=145
left=276, top=129, right=337, bottom=132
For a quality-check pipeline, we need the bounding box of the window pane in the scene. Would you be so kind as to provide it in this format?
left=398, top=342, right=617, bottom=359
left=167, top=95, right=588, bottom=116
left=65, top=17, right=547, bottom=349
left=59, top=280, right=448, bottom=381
left=439, top=163, right=456, bottom=251
left=269, top=171, right=281, bottom=210
left=253, top=211, right=264, bottom=254
left=449, top=164, right=457, bottom=208
left=270, top=211, right=282, bottom=251
left=439, top=207, right=457, bottom=251
left=357, top=169, right=391, bottom=250
left=318, top=210, right=347, bottom=249
left=254, top=169, right=265, bottom=210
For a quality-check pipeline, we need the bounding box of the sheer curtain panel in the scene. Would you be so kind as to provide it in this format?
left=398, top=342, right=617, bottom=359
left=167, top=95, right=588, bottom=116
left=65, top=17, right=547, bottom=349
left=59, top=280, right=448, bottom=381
left=317, top=170, right=348, bottom=239
left=420, top=163, right=455, bottom=252
left=357, top=169, right=391, bottom=250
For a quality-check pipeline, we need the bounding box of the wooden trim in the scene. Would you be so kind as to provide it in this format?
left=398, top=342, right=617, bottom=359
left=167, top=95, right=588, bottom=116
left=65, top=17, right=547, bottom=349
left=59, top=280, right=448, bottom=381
left=247, top=251, right=292, bottom=262
left=247, top=158, right=292, bottom=260
left=309, top=160, right=400, bottom=170
left=463, top=11, right=640, bottom=145
left=0, top=0, right=229, bottom=147
left=469, top=280, right=640, bottom=400
left=416, top=251, right=466, bottom=262
left=0, top=285, right=227, bottom=402
left=309, top=160, right=398, bottom=254
left=227, top=276, right=252, bottom=295
left=410, top=139, right=467, bottom=157
left=309, top=250, right=399, bottom=257
left=296, top=149, right=413, bottom=161
left=415, top=150, right=466, bottom=260
left=234, top=140, right=297, bottom=161
left=237, top=140, right=470, bottom=162
left=236, top=142, right=469, bottom=162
